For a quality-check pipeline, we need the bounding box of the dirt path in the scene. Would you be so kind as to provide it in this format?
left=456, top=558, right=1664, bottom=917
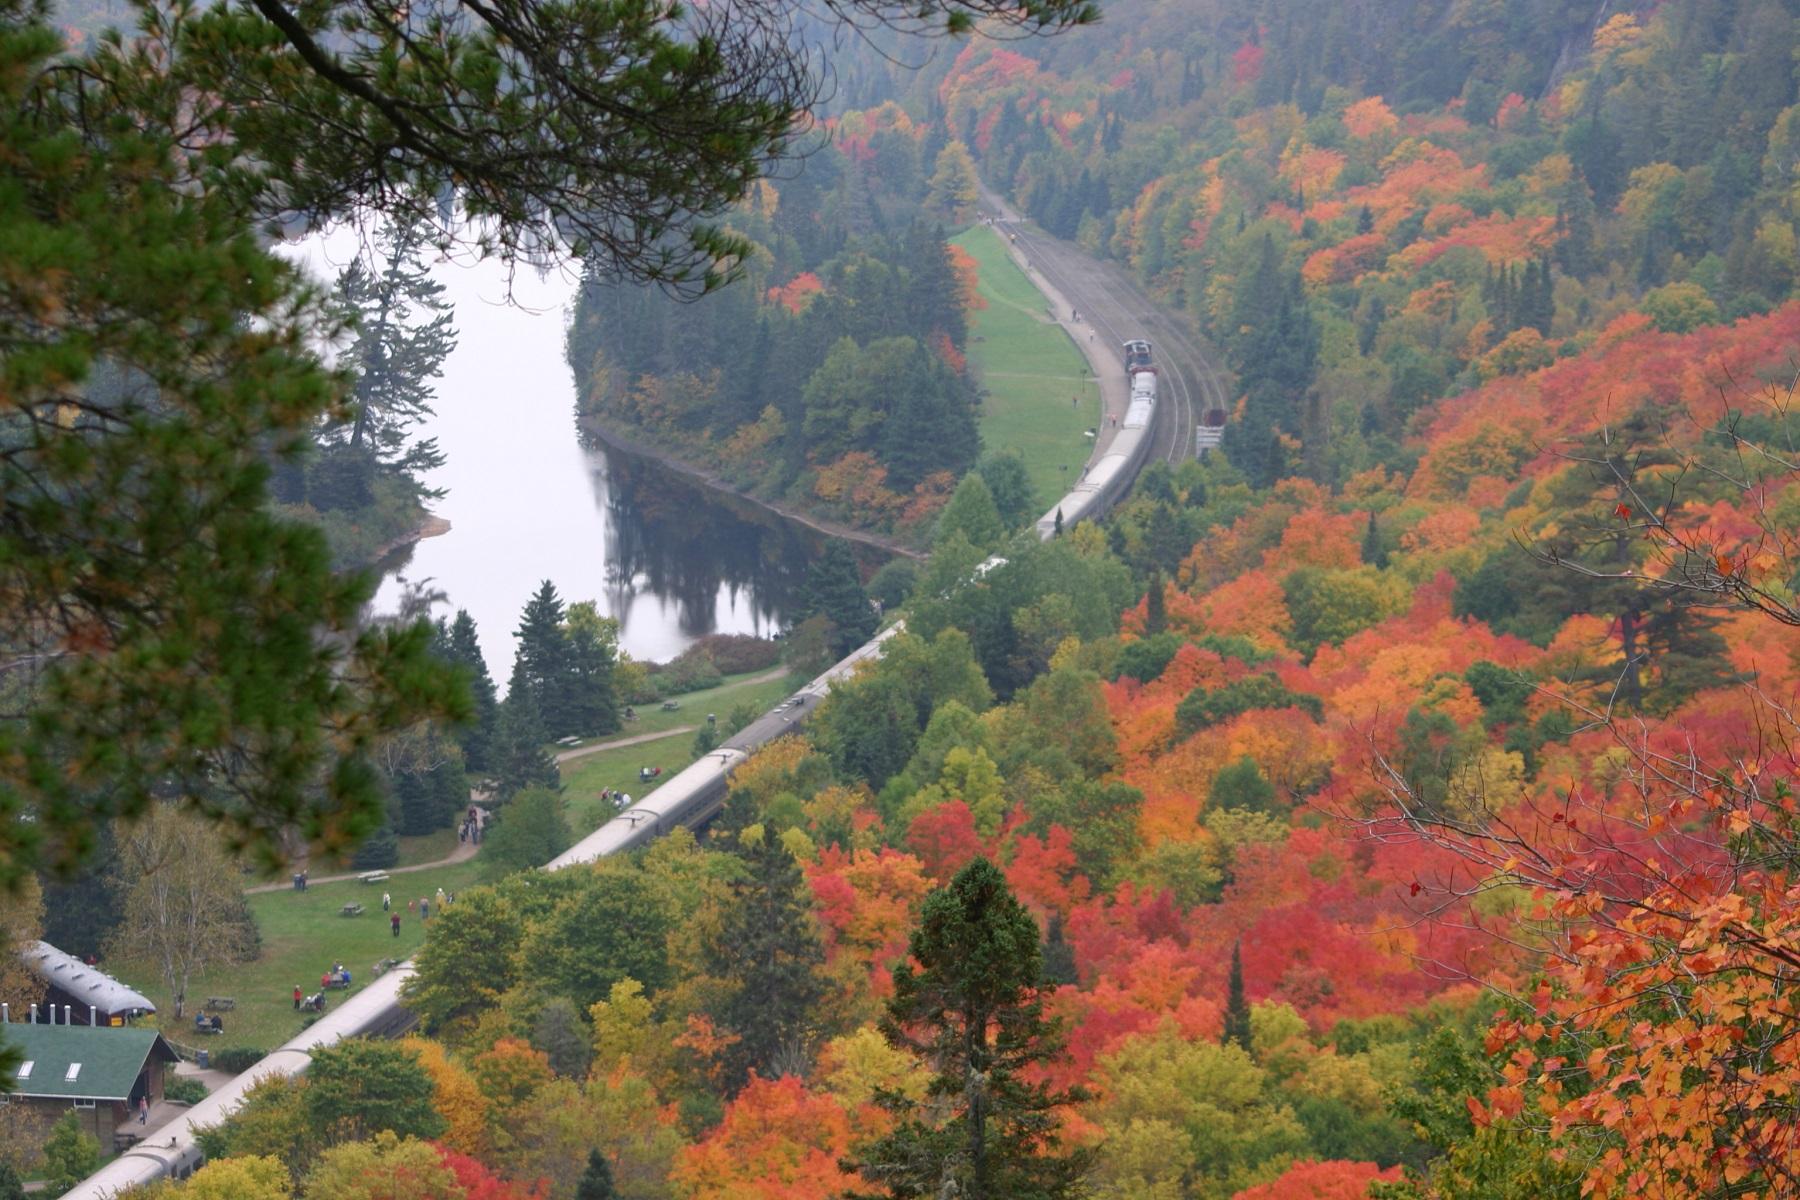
left=555, top=724, right=695, bottom=764
left=244, top=815, right=484, bottom=894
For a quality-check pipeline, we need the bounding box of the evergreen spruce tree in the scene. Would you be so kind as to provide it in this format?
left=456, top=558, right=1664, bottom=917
left=514, top=580, right=575, bottom=737
left=1361, top=511, right=1388, bottom=568
left=493, top=660, right=561, bottom=799
left=1223, top=939, right=1252, bottom=1050
left=705, top=831, right=828, bottom=1091
left=1144, top=572, right=1167, bottom=636
left=576, top=1150, right=618, bottom=1200
left=1041, top=914, right=1078, bottom=987
left=324, top=216, right=457, bottom=493
left=846, top=858, right=1089, bottom=1200
left=447, top=611, right=499, bottom=772
left=794, top=543, right=878, bottom=659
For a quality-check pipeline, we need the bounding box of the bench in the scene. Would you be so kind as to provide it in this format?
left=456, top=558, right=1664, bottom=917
left=358, top=871, right=389, bottom=884
left=203, top=997, right=235, bottom=1012
left=340, top=902, right=365, bottom=917
left=660, top=700, right=680, bottom=711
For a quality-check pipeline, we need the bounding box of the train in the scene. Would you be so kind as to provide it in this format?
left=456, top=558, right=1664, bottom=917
left=1034, top=338, right=1158, bottom=538
left=62, top=336, right=1159, bottom=1197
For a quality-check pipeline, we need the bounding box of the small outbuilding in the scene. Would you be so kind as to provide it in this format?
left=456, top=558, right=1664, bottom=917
left=0, top=1023, right=179, bottom=1143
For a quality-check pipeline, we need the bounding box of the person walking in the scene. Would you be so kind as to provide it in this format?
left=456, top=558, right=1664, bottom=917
left=390, top=912, right=401, bottom=938
left=138, top=1095, right=148, bottom=1125
left=292, top=983, right=302, bottom=1010
left=382, top=891, right=391, bottom=912
left=421, top=899, right=430, bottom=920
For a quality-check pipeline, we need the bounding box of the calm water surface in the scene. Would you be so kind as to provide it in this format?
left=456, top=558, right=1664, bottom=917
left=293, top=232, right=827, bottom=683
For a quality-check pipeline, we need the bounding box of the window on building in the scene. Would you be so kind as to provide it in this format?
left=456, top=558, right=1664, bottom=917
left=64, top=1063, right=80, bottom=1082
left=16, top=1062, right=31, bottom=1080
left=71, top=1099, right=95, bottom=1110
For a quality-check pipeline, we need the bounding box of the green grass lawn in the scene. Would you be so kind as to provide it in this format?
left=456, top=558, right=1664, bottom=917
left=953, top=224, right=1100, bottom=511
left=111, top=860, right=485, bottom=1054
left=554, top=666, right=788, bottom=749
left=559, top=669, right=792, bottom=831
left=393, top=827, right=458, bottom=868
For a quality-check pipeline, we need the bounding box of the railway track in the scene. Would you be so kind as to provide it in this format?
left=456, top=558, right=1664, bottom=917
left=981, top=192, right=1229, bottom=467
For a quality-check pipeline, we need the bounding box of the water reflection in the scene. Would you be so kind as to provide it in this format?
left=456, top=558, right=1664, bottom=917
left=593, top=443, right=823, bottom=640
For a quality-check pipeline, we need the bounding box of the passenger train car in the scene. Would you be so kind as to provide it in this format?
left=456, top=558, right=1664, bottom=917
left=63, top=333, right=1158, bottom=1197
left=1034, top=339, right=1159, bottom=538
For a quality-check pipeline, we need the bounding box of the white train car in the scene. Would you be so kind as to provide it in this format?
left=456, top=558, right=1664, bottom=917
left=1034, top=336, right=1159, bottom=538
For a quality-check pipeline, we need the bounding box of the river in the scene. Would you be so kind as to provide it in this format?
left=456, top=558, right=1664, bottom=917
left=293, top=231, right=831, bottom=684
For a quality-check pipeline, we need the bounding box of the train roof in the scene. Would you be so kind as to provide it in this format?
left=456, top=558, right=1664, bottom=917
left=25, top=942, right=156, bottom=1016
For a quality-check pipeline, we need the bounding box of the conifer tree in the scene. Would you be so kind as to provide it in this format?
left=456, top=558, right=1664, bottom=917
left=1223, top=939, right=1252, bottom=1050
left=325, top=216, right=456, bottom=493
left=576, top=1150, right=617, bottom=1200
left=493, top=660, right=561, bottom=799
left=445, top=611, right=499, bottom=772
left=514, top=581, right=574, bottom=736
left=705, top=831, right=828, bottom=1091
left=794, top=543, right=878, bottom=659
left=847, top=858, right=1089, bottom=1200
left=1144, top=572, right=1167, bottom=636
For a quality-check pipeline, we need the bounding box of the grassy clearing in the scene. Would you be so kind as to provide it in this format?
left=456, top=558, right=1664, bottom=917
left=554, top=666, right=787, bottom=749
left=111, top=860, right=486, bottom=1054
left=559, top=671, right=792, bottom=831
left=953, top=224, right=1100, bottom=511
left=393, top=827, right=459, bottom=868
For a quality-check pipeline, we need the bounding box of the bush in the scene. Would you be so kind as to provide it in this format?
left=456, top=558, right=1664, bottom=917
left=210, top=1047, right=270, bottom=1074
left=686, top=633, right=780, bottom=675
left=657, top=650, right=723, bottom=695
left=166, top=1075, right=209, bottom=1104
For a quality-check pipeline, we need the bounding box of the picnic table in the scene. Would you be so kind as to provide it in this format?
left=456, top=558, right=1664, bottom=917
left=340, top=902, right=365, bottom=917
left=660, top=700, right=680, bottom=711
left=358, top=871, right=389, bottom=884
left=371, top=957, right=402, bottom=977
left=203, top=997, right=236, bottom=1012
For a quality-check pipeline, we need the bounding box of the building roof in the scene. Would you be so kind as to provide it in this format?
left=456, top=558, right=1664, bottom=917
left=0, top=1024, right=177, bottom=1101
left=24, top=942, right=156, bottom=1016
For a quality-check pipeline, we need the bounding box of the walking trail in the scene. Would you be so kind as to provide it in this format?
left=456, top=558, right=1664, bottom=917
left=554, top=664, right=789, bottom=764
left=244, top=811, right=486, bottom=894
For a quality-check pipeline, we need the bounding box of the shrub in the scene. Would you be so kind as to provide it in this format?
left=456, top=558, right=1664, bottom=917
left=166, top=1075, right=209, bottom=1104
left=211, top=1047, right=270, bottom=1074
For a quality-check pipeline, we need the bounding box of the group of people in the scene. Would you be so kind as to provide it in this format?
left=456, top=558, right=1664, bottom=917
left=599, top=788, right=633, bottom=809
left=191, top=1012, right=223, bottom=1034
left=291, top=983, right=326, bottom=1012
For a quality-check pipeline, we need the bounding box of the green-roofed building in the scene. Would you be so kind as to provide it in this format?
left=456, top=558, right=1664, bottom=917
left=0, top=1022, right=178, bottom=1144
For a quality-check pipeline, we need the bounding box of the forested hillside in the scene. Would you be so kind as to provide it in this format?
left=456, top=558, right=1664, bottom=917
left=568, top=115, right=991, bottom=541
left=872, top=0, right=1800, bottom=490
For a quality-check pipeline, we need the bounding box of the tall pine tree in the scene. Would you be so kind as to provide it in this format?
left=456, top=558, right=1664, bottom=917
left=794, top=543, right=877, bottom=659
left=704, top=831, right=828, bottom=1092
left=846, top=858, right=1089, bottom=1200
left=443, top=610, right=499, bottom=772
left=493, top=659, right=560, bottom=799
left=325, top=217, right=457, bottom=494
left=1223, top=938, right=1252, bottom=1050
left=576, top=1150, right=617, bottom=1200
left=514, top=580, right=574, bottom=737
